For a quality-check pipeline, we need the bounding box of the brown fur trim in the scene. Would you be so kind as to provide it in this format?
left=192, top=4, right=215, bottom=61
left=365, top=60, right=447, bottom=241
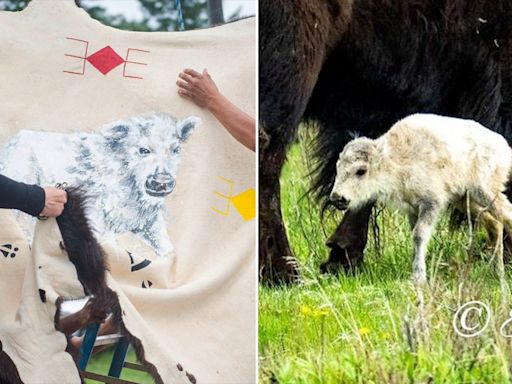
left=110, top=287, right=166, bottom=383
left=0, top=341, right=23, bottom=384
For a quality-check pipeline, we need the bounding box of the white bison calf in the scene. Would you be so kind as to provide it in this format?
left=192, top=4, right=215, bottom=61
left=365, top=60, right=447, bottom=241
left=330, top=113, right=512, bottom=283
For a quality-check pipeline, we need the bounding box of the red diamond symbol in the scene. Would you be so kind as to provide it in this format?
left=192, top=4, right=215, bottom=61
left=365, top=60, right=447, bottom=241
left=86, top=46, right=124, bottom=75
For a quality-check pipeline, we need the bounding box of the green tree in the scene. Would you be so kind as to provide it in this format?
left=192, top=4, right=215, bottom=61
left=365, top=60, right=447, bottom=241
left=81, top=0, right=209, bottom=32
left=0, top=0, right=243, bottom=31
left=0, top=0, right=29, bottom=11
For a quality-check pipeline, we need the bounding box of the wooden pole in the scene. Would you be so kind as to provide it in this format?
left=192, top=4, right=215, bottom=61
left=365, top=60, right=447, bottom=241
left=208, top=0, right=224, bottom=25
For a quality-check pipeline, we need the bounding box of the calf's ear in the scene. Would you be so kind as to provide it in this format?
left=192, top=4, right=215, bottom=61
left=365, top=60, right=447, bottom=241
left=178, top=116, right=201, bottom=142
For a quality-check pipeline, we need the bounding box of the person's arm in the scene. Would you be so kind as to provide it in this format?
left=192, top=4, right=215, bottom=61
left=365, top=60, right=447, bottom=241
left=0, top=174, right=67, bottom=217
left=0, top=174, right=45, bottom=216
left=177, top=68, right=255, bottom=152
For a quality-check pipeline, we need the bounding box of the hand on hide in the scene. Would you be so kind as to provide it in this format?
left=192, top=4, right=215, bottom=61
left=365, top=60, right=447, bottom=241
left=177, top=68, right=220, bottom=109
left=81, top=298, right=108, bottom=325
left=41, top=187, right=67, bottom=217
left=177, top=67, right=256, bottom=151
left=58, top=298, right=108, bottom=335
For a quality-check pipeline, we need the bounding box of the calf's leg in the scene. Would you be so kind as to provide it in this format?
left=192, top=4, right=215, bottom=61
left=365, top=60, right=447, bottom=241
left=492, top=194, right=512, bottom=231
left=489, top=193, right=512, bottom=264
left=469, top=190, right=511, bottom=273
left=472, top=190, right=512, bottom=248
left=478, top=211, right=505, bottom=278
left=411, top=202, right=440, bottom=285
left=478, top=210, right=501, bottom=250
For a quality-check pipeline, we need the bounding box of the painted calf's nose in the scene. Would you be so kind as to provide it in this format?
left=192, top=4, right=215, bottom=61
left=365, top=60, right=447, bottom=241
left=148, top=178, right=175, bottom=190
left=153, top=173, right=174, bottom=183
left=145, top=174, right=176, bottom=197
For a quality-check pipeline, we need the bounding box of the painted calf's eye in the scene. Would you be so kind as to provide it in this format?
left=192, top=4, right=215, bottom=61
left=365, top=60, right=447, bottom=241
left=139, top=147, right=151, bottom=155
left=356, top=169, right=367, bottom=176
left=172, top=146, right=181, bottom=154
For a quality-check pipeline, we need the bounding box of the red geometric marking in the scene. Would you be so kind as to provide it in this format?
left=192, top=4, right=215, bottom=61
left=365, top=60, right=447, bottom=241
left=86, top=46, right=124, bottom=75
left=123, top=48, right=150, bottom=80
left=63, top=37, right=89, bottom=75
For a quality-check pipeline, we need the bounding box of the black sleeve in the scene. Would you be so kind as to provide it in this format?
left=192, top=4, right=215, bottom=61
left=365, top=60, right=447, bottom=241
left=0, top=174, right=45, bottom=217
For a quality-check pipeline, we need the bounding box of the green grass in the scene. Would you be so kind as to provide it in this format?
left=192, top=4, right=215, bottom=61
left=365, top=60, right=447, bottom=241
left=259, top=129, right=512, bottom=383
left=84, top=348, right=154, bottom=384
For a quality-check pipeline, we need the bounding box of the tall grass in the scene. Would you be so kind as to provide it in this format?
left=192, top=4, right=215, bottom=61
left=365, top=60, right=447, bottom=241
left=259, top=128, right=512, bottom=383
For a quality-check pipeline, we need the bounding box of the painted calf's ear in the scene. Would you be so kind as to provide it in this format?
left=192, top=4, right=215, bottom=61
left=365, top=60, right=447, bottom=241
left=101, top=123, right=131, bottom=151
left=101, top=123, right=130, bottom=141
left=178, top=116, right=201, bottom=142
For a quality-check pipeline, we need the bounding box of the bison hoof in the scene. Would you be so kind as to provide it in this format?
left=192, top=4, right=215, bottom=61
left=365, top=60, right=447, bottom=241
left=320, top=241, right=364, bottom=275
left=260, top=259, right=300, bottom=285
left=319, top=260, right=345, bottom=274
left=259, top=235, right=300, bottom=285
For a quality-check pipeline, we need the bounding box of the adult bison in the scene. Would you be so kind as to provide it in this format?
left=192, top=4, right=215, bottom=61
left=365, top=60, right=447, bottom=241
left=259, top=0, right=512, bottom=284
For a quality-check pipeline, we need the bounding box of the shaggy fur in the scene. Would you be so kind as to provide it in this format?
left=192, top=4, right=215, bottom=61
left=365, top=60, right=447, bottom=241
left=56, top=189, right=109, bottom=303
left=259, top=0, right=512, bottom=283
left=331, top=114, right=512, bottom=282
left=0, top=341, right=23, bottom=384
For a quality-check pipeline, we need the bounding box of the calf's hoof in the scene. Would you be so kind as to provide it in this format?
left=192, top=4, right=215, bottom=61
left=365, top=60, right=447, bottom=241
left=412, top=273, right=427, bottom=287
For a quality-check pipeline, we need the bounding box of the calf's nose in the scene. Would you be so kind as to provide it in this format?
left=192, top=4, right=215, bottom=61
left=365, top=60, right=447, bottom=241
left=330, top=191, right=341, bottom=202
left=330, top=191, right=349, bottom=209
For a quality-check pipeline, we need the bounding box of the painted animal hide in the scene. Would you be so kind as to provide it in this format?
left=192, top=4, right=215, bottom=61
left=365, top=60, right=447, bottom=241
left=0, top=1, right=255, bottom=383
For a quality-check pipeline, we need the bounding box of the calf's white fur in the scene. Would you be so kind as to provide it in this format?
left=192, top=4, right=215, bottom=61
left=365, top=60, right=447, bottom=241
left=331, top=113, right=512, bottom=283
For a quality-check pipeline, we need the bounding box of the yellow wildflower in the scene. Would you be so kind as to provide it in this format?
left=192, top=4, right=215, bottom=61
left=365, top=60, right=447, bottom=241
left=312, top=308, right=330, bottom=318
left=300, top=305, right=313, bottom=316
left=359, top=326, right=370, bottom=336
left=381, top=332, right=391, bottom=339
left=299, top=305, right=330, bottom=318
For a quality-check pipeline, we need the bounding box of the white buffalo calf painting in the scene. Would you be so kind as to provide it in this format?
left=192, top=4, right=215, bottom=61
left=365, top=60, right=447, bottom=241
left=0, top=113, right=201, bottom=256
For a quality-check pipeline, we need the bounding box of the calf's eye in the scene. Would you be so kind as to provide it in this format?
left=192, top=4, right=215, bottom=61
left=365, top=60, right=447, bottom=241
left=356, top=169, right=367, bottom=176
left=172, top=146, right=181, bottom=154
left=139, top=147, right=151, bottom=155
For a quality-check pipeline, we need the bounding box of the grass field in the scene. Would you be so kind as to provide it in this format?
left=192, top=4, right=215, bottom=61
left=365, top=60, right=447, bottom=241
left=84, top=348, right=154, bottom=384
left=259, top=129, right=512, bottom=383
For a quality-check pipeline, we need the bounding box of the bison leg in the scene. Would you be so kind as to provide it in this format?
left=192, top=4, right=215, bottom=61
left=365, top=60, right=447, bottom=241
left=320, top=202, right=374, bottom=274
left=259, top=135, right=299, bottom=285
